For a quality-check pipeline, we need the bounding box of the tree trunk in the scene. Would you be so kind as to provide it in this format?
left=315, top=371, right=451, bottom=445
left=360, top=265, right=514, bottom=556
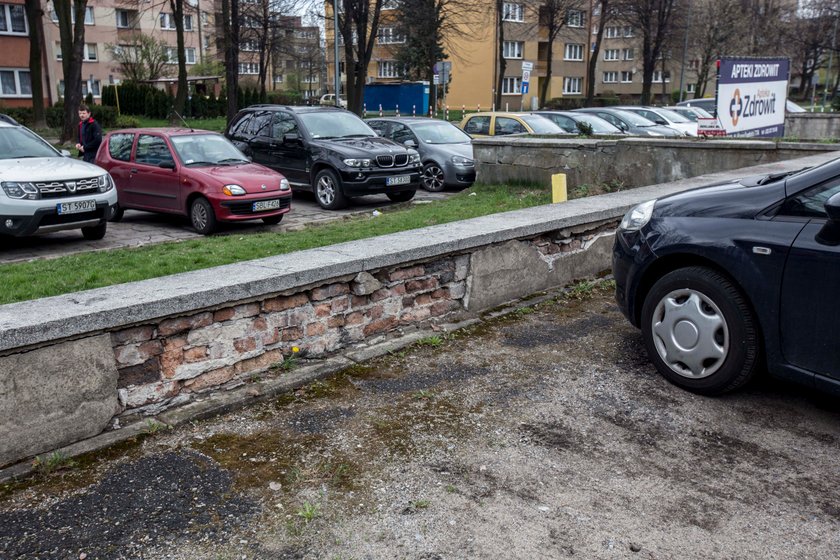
left=586, top=0, right=607, bottom=105
left=640, top=39, right=653, bottom=105
left=24, top=0, right=46, bottom=128
left=55, top=0, right=87, bottom=143
left=170, top=0, right=188, bottom=121
left=495, top=0, right=505, bottom=110
left=223, top=0, right=239, bottom=120
left=539, top=14, right=555, bottom=109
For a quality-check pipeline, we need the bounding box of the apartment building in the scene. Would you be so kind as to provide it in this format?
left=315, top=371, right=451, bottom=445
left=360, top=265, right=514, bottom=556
left=0, top=0, right=50, bottom=108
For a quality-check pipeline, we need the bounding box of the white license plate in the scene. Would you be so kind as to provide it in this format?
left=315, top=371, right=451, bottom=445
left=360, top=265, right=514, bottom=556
left=386, top=175, right=411, bottom=186
left=57, top=199, right=96, bottom=215
left=253, top=199, right=280, bottom=212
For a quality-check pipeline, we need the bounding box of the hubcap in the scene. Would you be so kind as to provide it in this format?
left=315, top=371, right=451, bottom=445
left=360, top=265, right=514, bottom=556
left=317, top=176, right=335, bottom=206
left=192, top=203, right=207, bottom=230
left=423, top=165, right=444, bottom=190
left=651, top=289, right=729, bottom=379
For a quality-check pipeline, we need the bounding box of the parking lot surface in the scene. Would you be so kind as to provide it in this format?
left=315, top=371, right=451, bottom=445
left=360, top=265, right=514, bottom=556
left=0, top=189, right=451, bottom=264
left=1, top=284, right=838, bottom=559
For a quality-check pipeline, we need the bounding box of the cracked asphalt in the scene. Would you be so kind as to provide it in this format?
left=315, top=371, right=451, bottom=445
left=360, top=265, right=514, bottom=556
left=2, top=285, right=839, bottom=559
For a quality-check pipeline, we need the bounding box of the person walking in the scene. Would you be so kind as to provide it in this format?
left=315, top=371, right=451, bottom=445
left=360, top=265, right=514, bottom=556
left=75, top=104, right=102, bottom=163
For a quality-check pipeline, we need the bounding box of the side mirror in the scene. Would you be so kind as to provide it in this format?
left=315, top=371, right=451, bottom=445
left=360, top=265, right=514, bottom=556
left=283, top=132, right=301, bottom=145
left=655, top=118, right=668, bottom=125
left=60, top=149, right=72, bottom=157
left=159, top=160, right=176, bottom=170
left=404, top=139, right=417, bottom=148
left=826, top=191, right=840, bottom=222
left=816, top=192, right=840, bottom=246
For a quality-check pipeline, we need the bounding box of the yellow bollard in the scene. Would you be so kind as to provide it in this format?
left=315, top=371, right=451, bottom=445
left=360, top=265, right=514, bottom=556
left=551, top=173, right=567, bottom=203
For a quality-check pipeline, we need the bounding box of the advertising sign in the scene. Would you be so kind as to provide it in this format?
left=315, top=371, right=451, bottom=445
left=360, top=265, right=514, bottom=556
left=716, top=57, right=790, bottom=138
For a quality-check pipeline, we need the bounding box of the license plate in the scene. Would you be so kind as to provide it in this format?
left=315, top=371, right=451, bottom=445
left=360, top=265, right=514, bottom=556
left=57, top=199, right=96, bottom=215
left=386, top=175, right=411, bottom=186
left=253, top=199, right=280, bottom=212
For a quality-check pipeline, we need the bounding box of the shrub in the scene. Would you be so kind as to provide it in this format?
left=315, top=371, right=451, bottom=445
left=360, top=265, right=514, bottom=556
left=115, top=114, right=141, bottom=128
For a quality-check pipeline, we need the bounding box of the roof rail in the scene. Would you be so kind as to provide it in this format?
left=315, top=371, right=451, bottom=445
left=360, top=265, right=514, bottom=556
left=0, top=113, right=19, bottom=125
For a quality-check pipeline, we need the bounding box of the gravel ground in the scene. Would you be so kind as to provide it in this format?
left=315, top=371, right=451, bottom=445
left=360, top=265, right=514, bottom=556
left=2, top=284, right=839, bottom=559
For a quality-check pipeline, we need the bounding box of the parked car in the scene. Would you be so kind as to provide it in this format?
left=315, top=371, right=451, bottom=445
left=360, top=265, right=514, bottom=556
left=573, top=108, right=683, bottom=137
left=96, top=128, right=292, bottom=234
left=0, top=115, right=116, bottom=239
left=226, top=105, right=422, bottom=210
left=458, top=112, right=568, bottom=137
left=665, top=105, right=715, bottom=122
left=613, top=157, right=840, bottom=396
left=367, top=117, right=475, bottom=192
left=616, top=106, right=698, bottom=136
left=676, top=98, right=807, bottom=115
left=532, top=111, right=625, bottom=135
left=319, top=94, right=348, bottom=108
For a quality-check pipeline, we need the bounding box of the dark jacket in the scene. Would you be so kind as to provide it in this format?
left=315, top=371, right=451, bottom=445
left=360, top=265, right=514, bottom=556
left=79, top=117, right=102, bottom=163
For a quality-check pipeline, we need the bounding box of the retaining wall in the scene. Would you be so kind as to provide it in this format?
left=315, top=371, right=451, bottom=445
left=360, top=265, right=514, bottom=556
left=785, top=113, right=840, bottom=140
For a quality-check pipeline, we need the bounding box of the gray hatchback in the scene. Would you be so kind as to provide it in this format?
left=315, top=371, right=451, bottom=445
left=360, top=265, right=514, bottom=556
left=367, top=117, right=476, bottom=192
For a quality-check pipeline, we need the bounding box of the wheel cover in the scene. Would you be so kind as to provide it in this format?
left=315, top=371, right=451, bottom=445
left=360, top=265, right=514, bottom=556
left=650, top=288, right=730, bottom=379
left=423, top=165, right=444, bottom=190
left=191, top=202, right=208, bottom=230
left=317, top=175, right=335, bottom=206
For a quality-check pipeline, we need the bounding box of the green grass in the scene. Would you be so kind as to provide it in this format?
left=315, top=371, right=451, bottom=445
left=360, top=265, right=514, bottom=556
left=0, top=184, right=550, bottom=304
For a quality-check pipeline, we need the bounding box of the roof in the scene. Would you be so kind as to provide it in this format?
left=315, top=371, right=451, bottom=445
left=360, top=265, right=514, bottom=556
left=365, top=117, right=450, bottom=123
left=242, top=105, right=346, bottom=114
left=104, top=127, right=219, bottom=136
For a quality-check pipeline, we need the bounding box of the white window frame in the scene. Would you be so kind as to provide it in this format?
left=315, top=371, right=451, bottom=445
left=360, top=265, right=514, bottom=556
left=82, top=78, right=101, bottom=98
left=238, top=62, right=259, bottom=74
left=377, top=60, right=401, bottom=78
left=622, top=48, right=634, bottom=61
left=566, top=9, right=584, bottom=28
left=605, top=26, right=619, bottom=39
left=564, top=43, right=583, bottom=61
left=115, top=9, right=131, bottom=28
left=273, top=74, right=284, bottom=83
left=603, top=71, right=618, bottom=83
left=603, top=49, right=619, bottom=61
left=623, top=25, right=634, bottom=37
left=502, top=2, right=524, bottom=22
left=241, top=39, right=258, bottom=52
left=160, top=13, right=192, bottom=31
left=620, top=71, right=633, bottom=83
left=686, top=82, right=696, bottom=93
left=377, top=27, right=405, bottom=44
left=652, top=70, right=670, bottom=83
left=0, top=68, right=31, bottom=98
left=503, top=41, right=524, bottom=59
left=184, top=47, right=196, bottom=64
left=502, top=76, right=521, bottom=95
left=50, top=6, right=94, bottom=25
left=562, top=76, right=582, bottom=95
left=0, top=4, right=27, bottom=35
left=84, top=43, right=98, bottom=62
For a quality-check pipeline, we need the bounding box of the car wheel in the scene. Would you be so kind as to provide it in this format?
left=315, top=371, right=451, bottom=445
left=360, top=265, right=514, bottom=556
left=421, top=162, right=446, bottom=192
left=386, top=190, right=416, bottom=203
left=314, top=169, right=348, bottom=210
left=108, top=203, right=124, bottom=222
left=81, top=221, right=107, bottom=240
left=262, top=215, right=283, bottom=225
left=189, top=197, right=218, bottom=235
left=640, top=266, right=760, bottom=395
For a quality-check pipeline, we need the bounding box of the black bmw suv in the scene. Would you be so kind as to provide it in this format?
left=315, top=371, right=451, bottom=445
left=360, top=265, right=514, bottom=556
left=226, top=105, right=422, bottom=209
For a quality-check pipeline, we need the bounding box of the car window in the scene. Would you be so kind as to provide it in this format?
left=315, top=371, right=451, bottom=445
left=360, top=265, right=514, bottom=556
left=495, top=117, right=526, bottom=135
left=108, top=133, right=134, bottom=161
left=391, top=123, right=416, bottom=145
left=412, top=121, right=471, bottom=144
left=367, top=120, right=391, bottom=138
left=597, top=112, right=621, bottom=127
left=781, top=178, right=840, bottom=218
left=228, top=113, right=252, bottom=137
left=248, top=111, right=272, bottom=137
left=135, top=135, right=174, bottom=166
left=271, top=112, right=298, bottom=139
left=636, top=109, right=665, bottom=124
left=546, top=114, right=575, bottom=132
left=298, top=111, right=376, bottom=138
left=463, top=116, right=490, bottom=135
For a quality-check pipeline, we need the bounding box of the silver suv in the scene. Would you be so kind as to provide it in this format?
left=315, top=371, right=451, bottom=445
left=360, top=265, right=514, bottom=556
left=0, top=116, right=117, bottom=239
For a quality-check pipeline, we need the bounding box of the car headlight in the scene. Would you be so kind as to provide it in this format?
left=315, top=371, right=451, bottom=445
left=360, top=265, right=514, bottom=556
left=222, top=184, right=247, bottom=196
left=2, top=181, right=39, bottom=200
left=408, top=153, right=420, bottom=164
left=646, top=131, right=664, bottom=137
left=451, top=155, right=474, bottom=166
left=98, top=174, right=114, bottom=193
left=343, top=158, right=371, bottom=167
left=280, top=178, right=290, bottom=191
left=619, top=200, right=656, bottom=232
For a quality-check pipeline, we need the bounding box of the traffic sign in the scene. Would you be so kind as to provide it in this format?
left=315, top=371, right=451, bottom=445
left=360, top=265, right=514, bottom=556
left=522, top=70, right=530, bottom=82
left=522, top=82, right=529, bottom=94
left=522, top=61, right=533, bottom=72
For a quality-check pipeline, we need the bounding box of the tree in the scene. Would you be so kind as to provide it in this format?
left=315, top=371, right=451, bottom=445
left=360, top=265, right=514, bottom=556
left=335, top=0, right=384, bottom=114
left=687, top=0, right=745, bottom=99
left=586, top=0, right=610, bottom=104
left=537, top=0, right=584, bottom=107
left=615, top=0, right=678, bottom=105
left=494, top=0, right=507, bottom=110
left=220, top=0, right=240, bottom=121
left=24, top=0, right=46, bottom=128
left=106, top=34, right=172, bottom=82
left=53, top=0, right=87, bottom=142
left=169, top=0, right=188, bottom=121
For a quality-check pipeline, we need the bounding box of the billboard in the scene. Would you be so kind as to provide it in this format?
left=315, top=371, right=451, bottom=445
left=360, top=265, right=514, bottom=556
left=715, top=57, right=790, bottom=138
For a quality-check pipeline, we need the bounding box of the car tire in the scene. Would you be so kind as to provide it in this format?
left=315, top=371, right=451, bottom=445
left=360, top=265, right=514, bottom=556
left=108, top=203, right=124, bottom=223
left=262, top=215, right=283, bottom=225
left=189, top=197, right=218, bottom=235
left=314, top=169, right=348, bottom=210
left=81, top=221, right=107, bottom=240
left=386, top=190, right=416, bottom=203
left=640, top=266, right=760, bottom=395
left=421, top=162, right=446, bottom=192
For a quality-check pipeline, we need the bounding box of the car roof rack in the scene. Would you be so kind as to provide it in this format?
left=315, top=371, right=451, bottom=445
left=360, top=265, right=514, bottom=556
left=0, top=113, right=19, bottom=125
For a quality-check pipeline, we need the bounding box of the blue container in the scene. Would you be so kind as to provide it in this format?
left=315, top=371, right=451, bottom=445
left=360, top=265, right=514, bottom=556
left=363, top=82, right=430, bottom=114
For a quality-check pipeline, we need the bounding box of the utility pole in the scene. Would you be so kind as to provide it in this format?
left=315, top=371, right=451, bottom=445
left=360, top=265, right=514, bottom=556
left=333, top=0, right=341, bottom=105
left=823, top=14, right=838, bottom=108
left=678, top=0, right=691, bottom=103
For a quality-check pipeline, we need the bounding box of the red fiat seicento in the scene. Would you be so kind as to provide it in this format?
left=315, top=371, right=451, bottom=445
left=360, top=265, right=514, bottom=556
left=96, top=128, right=292, bottom=234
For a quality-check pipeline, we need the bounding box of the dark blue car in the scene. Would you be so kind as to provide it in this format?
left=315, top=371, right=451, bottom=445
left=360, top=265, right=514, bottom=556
left=613, top=158, right=840, bottom=395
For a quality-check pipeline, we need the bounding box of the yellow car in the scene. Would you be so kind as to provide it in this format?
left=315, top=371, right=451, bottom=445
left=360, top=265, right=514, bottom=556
left=458, top=112, right=567, bottom=137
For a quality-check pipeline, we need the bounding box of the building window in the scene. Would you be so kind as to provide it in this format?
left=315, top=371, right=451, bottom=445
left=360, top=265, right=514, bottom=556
left=566, top=9, right=584, bottom=28
left=562, top=77, right=582, bottom=95
left=689, top=59, right=699, bottom=70
left=203, top=36, right=210, bottom=50
left=503, top=41, right=523, bottom=59
left=622, top=48, right=634, bottom=60
left=605, top=26, right=619, bottom=38
left=502, top=3, right=524, bottom=22
left=382, top=0, right=401, bottom=9
left=0, top=68, right=30, bottom=97
left=378, top=60, right=401, bottom=78
left=564, top=43, right=583, bottom=61
left=50, top=6, right=94, bottom=25
left=274, top=74, right=284, bottom=83
left=623, top=25, right=634, bottom=37
left=82, top=78, right=101, bottom=97
left=0, top=4, right=27, bottom=35
left=241, top=39, right=258, bottom=51
left=652, top=70, right=670, bottom=83
left=686, top=83, right=696, bottom=93
left=115, top=10, right=135, bottom=29
left=620, top=70, right=633, bottom=83
left=84, top=43, right=98, bottom=62
left=160, top=13, right=192, bottom=31
left=377, top=27, right=405, bottom=44
left=165, top=47, right=196, bottom=64
left=238, top=62, right=259, bottom=74
left=603, top=71, right=618, bottom=83
left=502, top=76, right=521, bottom=95
left=603, top=49, right=619, bottom=61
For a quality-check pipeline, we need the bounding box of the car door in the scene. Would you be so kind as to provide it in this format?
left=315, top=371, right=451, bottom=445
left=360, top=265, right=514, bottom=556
left=245, top=111, right=275, bottom=167
left=494, top=117, right=527, bottom=136
left=131, top=134, right=181, bottom=212
left=105, top=132, right=136, bottom=206
left=778, top=178, right=840, bottom=378
left=269, top=111, right=309, bottom=185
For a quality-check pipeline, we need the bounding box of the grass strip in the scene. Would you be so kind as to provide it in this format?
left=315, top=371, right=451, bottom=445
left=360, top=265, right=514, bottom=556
left=0, top=184, right=550, bottom=304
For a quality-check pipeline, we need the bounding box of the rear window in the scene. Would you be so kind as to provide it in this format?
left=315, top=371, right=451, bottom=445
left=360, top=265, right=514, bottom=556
left=108, top=133, right=134, bottom=161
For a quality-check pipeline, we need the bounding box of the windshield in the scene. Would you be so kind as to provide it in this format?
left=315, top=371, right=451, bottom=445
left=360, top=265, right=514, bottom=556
left=170, top=134, right=248, bottom=165
left=571, top=114, right=621, bottom=133
left=692, top=107, right=714, bottom=118
left=519, top=115, right=564, bottom=134
left=0, top=127, right=60, bottom=159
left=412, top=121, right=471, bottom=144
left=300, top=111, right=375, bottom=139
left=612, top=109, right=657, bottom=127
left=655, top=108, right=691, bottom=123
